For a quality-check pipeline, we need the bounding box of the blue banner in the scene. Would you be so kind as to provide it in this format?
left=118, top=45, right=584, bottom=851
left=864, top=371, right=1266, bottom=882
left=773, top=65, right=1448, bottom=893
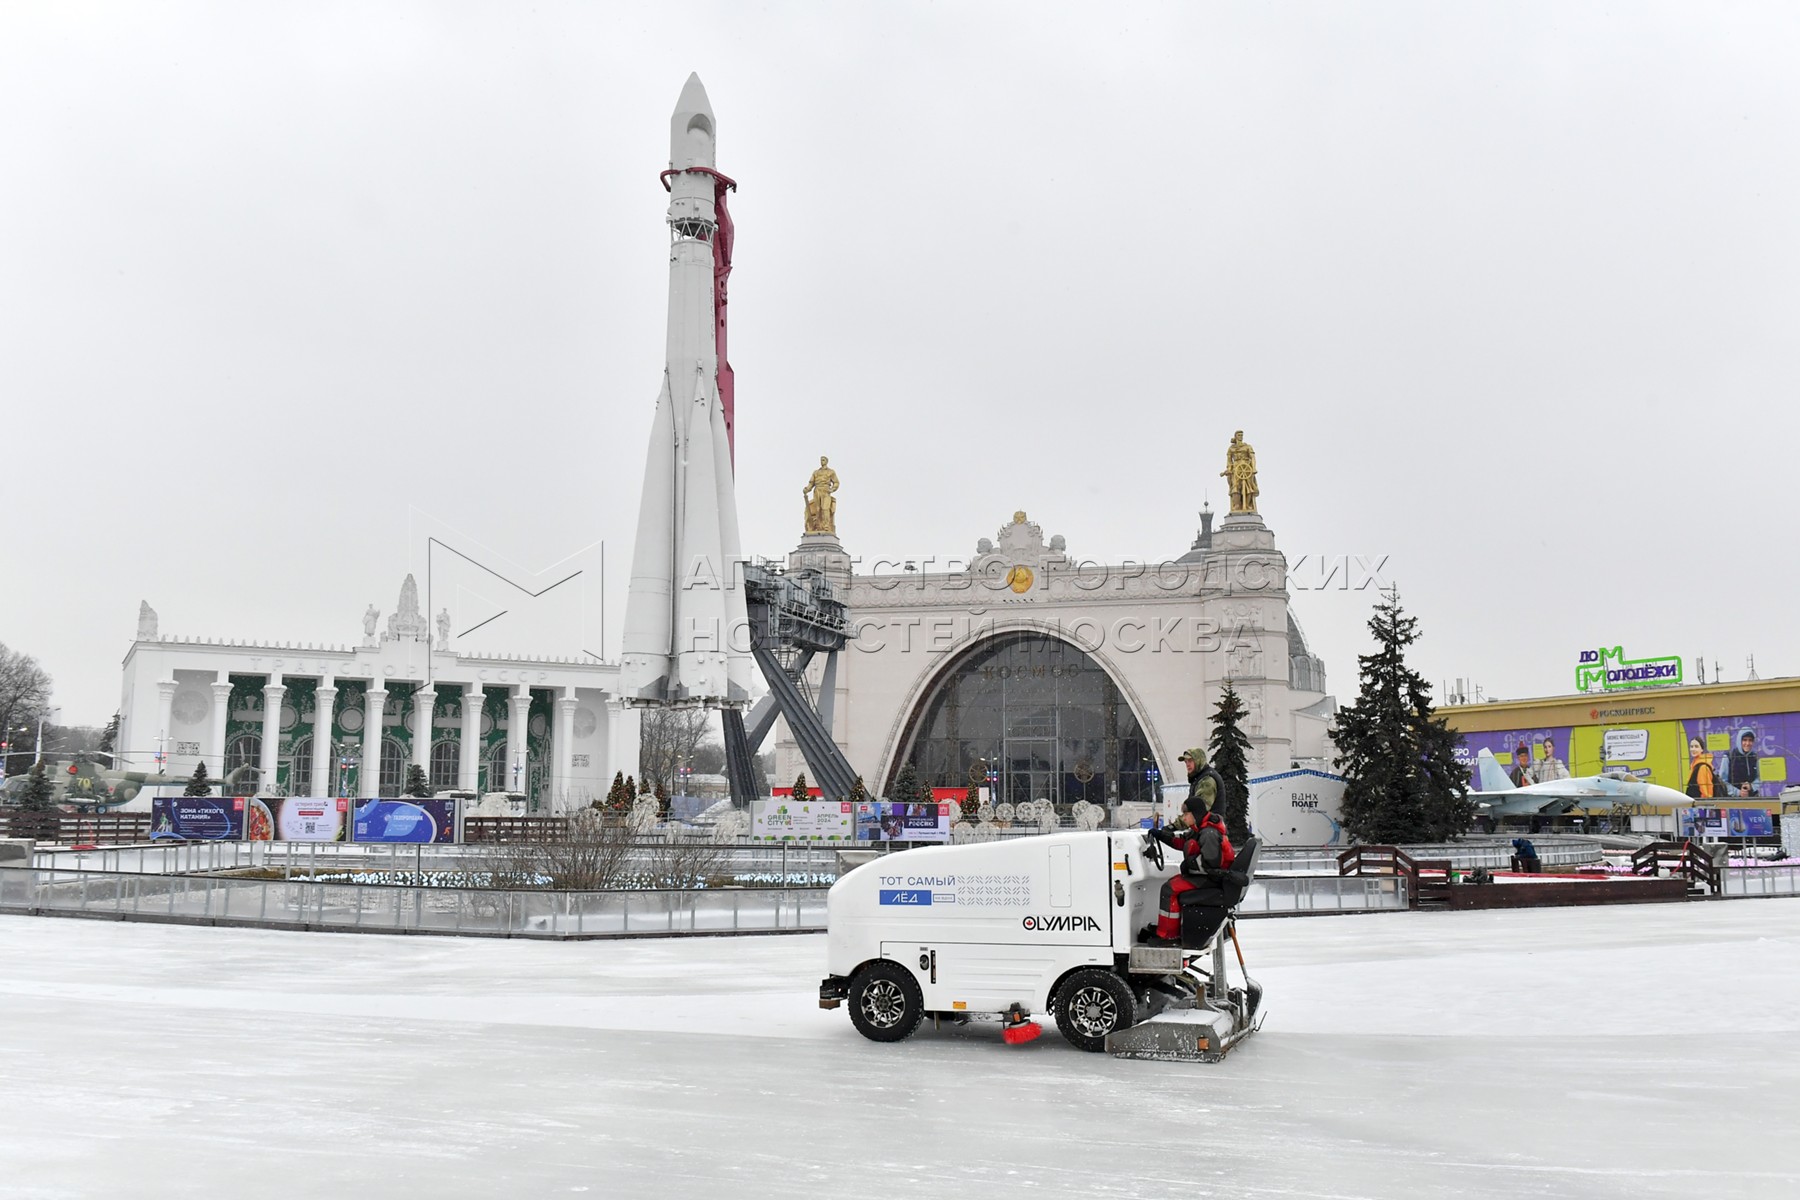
left=351, top=798, right=457, bottom=843
left=150, top=796, right=246, bottom=841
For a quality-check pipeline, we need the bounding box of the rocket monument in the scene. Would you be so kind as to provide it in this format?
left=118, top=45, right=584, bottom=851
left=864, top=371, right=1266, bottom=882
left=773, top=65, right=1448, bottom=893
left=619, top=74, right=754, bottom=708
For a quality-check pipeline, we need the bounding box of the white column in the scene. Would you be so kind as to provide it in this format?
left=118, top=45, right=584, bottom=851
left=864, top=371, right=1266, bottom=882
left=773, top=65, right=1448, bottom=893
left=313, top=683, right=336, bottom=797
left=362, top=688, right=388, bottom=798
left=460, top=685, right=484, bottom=793
left=412, top=685, right=437, bottom=784
left=506, top=685, right=531, bottom=796
left=155, top=680, right=177, bottom=774
left=553, top=689, right=578, bottom=813
left=259, top=679, right=285, bottom=795
left=208, top=678, right=233, bottom=779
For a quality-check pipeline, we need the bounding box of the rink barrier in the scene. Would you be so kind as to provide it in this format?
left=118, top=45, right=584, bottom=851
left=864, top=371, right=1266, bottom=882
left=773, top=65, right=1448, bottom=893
left=0, top=866, right=1409, bottom=939
left=32, top=839, right=841, bottom=882
left=1720, top=863, right=1800, bottom=898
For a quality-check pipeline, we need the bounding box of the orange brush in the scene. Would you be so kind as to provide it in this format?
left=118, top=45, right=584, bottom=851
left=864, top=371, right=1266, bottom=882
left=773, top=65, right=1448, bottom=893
left=1001, top=1004, right=1042, bottom=1045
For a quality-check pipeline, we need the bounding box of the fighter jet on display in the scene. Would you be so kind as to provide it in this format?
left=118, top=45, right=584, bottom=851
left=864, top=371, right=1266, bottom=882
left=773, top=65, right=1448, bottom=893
left=1469, top=749, right=1689, bottom=816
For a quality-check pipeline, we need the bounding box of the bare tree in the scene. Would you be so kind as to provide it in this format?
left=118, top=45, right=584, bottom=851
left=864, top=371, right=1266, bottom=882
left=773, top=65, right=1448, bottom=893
left=0, top=643, right=53, bottom=775
left=487, top=809, right=635, bottom=891
left=645, top=827, right=725, bottom=890
left=638, top=707, right=714, bottom=795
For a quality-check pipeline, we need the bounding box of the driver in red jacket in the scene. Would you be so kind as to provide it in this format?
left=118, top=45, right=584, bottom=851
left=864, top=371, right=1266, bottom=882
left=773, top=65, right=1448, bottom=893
left=1143, top=801, right=1234, bottom=944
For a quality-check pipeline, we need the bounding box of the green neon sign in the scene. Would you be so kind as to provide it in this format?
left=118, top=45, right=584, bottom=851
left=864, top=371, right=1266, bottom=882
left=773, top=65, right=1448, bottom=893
left=1575, top=646, right=1683, bottom=692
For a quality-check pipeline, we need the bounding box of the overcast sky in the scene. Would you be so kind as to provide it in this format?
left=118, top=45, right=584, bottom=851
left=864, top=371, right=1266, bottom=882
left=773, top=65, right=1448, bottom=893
left=4, top=1, right=1796, bottom=725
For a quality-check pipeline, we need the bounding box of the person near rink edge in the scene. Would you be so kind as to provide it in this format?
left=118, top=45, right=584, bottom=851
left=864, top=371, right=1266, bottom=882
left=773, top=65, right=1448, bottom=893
left=1145, top=801, right=1236, bottom=944
left=1685, top=737, right=1717, bottom=800
left=1510, top=837, right=1541, bottom=874
left=1725, top=729, right=1760, bottom=797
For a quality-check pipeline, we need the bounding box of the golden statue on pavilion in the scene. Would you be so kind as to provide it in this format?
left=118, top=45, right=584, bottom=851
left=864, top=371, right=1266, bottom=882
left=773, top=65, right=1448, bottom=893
left=803, top=455, right=840, bottom=535
left=1221, top=430, right=1259, bottom=514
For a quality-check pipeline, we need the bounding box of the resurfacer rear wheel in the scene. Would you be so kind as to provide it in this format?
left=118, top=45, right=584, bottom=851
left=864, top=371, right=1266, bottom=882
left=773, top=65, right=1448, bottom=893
left=847, top=961, right=924, bottom=1043
left=1054, top=968, right=1137, bottom=1052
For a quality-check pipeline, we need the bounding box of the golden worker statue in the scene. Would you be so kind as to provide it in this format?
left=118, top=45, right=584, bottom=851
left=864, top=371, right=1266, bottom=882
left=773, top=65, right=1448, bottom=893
left=803, top=455, right=840, bottom=535
left=1222, top=430, right=1259, bottom=514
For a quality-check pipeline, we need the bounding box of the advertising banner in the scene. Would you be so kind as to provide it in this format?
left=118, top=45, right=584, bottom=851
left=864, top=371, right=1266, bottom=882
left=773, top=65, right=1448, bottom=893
left=1456, top=712, right=1794, bottom=800
left=351, top=798, right=457, bottom=844
left=150, top=796, right=246, bottom=841
left=853, top=802, right=953, bottom=843
left=750, top=799, right=853, bottom=841
left=246, top=797, right=348, bottom=842
left=1248, top=770, right=1347, bottom=847
left=1678, top=807, right=1774, bottom=838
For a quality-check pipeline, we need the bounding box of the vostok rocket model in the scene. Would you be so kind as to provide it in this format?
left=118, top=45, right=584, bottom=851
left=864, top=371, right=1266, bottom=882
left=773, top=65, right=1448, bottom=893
left=620, top=74, right=754, bottom=709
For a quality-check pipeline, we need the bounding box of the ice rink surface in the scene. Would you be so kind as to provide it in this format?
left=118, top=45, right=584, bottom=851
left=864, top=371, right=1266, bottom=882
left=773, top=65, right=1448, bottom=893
left=3, top=902, right=1797, bottom=1200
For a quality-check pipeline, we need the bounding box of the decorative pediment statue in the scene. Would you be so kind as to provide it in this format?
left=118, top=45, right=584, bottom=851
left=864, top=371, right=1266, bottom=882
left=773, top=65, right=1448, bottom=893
left=136, top=600, right=158, bottom=641
left=384, top=574, right=430, bottom=641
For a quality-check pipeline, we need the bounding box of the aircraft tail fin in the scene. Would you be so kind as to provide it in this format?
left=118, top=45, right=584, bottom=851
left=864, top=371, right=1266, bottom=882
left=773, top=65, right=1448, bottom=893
left=1474, top=749, right=1516, bottom=792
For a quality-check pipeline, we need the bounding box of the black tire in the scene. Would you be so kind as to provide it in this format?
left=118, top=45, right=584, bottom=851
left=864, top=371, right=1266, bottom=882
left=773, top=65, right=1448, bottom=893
left=1053, top=967, right=1139, bottom=1053
left=847, top=961, right=924, bottom=1043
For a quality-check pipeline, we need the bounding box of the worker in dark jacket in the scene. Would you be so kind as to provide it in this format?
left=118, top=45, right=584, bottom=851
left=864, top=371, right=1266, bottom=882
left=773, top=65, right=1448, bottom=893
left=1144, top=802, right=1235, bottom=943
left=1177, top=746, right=1220, bottom=816
left=1510, top=837, right=1541, bottom=874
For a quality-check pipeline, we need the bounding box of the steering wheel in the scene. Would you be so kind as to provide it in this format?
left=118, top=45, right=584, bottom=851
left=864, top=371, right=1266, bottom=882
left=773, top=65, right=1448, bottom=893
left=1144, top=833, right=1165, bottom=870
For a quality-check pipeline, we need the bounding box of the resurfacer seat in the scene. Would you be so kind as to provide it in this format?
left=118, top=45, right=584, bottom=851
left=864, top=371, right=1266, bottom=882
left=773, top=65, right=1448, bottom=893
left=1174, top=837, right=1261, bottom=948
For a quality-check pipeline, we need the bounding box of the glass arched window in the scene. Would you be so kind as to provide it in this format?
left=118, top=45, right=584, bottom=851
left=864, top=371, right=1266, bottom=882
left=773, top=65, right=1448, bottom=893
left=890, top=633, right=1156, bottom=806
left=430, top=740, right=460, bottom=791
left=289, top=736, right=313, bottom=797
left=487, top=744, right=511, bottom=794
left=379, top=738, right=407, bottom=797
left=224, top=734, right=261, bottom=796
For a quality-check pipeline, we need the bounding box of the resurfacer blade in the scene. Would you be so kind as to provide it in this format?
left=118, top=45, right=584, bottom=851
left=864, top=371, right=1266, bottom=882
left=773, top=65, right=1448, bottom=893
left=1105, top=1009, right=1240, bottom=1063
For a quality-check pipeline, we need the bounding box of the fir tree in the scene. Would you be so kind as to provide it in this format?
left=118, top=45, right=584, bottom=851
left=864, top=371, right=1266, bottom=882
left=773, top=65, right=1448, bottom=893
left=791, top=772, right=809, bottom=799
left=1209, top=681, right=1253, bottom=844
left=1334, top=589, right=1473, bottom=843
left=891, top=762, right=928, bottom=807
left=606, top=771, right=628, bottom=810
left=846, top=775, right=868, bottom=804
left=184, top=761, right=213, bottom=797
left=98, top=712, right=120, bottom=757
left=404, top=764, right=431, bottom=798
left=623, top=775, right=637, bottom=803
left=17, top=761, right=55, bottom=811
left=961, top=785, right=981, bottom=822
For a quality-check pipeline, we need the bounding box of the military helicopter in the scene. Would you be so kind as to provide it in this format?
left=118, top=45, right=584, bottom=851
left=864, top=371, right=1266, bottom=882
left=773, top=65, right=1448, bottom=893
left=0, top=754, right=189, bottom=811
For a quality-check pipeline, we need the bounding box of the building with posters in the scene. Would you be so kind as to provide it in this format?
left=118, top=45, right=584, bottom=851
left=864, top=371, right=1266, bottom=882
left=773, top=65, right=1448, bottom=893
left=771, top=485, right=1337, bottom=810
left=1441, top=677, right=1799, bottom=808
left=116, top=578, right=639, bottom=813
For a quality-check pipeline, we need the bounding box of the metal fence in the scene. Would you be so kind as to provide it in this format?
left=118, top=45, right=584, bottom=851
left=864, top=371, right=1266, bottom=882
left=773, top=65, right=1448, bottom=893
left=0, top=866, right=825, bottom=938
left=1721, top=864, right=1800, bottom=898
left=33, top=839, right=844, bottom=881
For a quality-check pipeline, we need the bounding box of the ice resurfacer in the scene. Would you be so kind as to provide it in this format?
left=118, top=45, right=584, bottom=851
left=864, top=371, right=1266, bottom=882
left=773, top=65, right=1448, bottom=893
left=818, top=829, right=1263, bottom=1062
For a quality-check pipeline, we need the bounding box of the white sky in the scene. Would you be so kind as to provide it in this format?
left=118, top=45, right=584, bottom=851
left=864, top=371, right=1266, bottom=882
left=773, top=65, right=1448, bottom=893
left=3, top=1, right=1796, bottom=723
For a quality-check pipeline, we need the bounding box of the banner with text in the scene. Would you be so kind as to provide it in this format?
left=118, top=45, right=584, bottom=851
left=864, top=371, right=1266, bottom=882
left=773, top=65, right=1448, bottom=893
left=150, top=796, right=246, bottom=841
left=751, top=799, right=853, bottom=841
left=351, top=798, right=457, bottom=844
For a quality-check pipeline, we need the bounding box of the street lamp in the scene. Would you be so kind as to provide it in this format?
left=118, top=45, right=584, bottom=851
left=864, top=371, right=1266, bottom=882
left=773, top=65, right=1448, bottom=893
left=334, top=741, right=360, bottom=798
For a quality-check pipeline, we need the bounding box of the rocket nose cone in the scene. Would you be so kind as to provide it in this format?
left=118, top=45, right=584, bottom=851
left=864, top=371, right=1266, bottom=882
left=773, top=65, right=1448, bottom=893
left=670, top=72, right=716, bottom=167
left=675, top=72, right=714, bottom=119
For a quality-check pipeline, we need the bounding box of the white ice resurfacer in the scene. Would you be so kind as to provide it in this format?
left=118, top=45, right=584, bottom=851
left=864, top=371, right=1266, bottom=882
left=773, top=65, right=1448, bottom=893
left=818, top=829, right=1262, bottom=1061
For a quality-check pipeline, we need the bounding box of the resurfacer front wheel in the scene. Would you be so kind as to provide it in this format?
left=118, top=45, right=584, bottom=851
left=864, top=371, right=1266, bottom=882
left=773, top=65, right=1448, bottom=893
left=1054, top=968, right=1137, bottom=1053
left=847, top=961, right=924, bottom=1043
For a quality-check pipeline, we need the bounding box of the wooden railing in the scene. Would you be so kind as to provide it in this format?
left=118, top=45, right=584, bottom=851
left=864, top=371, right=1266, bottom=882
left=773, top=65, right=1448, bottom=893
left=1631, top=840, right=1720, bottom=895
left=1337, top=845, right=1451, bottom=908
left=0, top=811, right=155, bottom=845
left=462, top=817, right=571, bottom=844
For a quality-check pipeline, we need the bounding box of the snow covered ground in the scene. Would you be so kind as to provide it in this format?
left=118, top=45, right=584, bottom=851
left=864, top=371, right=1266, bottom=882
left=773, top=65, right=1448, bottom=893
left=2, top=902, right=1797, bottom=1199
